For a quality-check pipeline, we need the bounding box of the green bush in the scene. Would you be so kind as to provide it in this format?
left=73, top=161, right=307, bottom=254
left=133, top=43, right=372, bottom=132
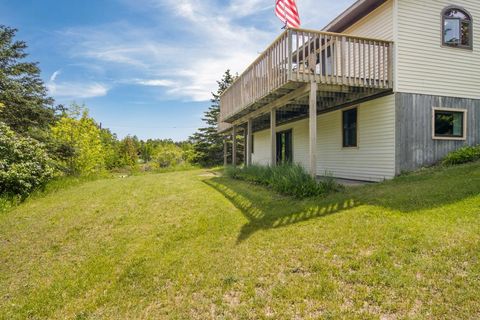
left=0, top=123, right=54, bottom=196
left=151, top=144, right=184, bottom=168
left=442, top=145, right=480, bottom=166
left=225, top=164, right=341, bottom=198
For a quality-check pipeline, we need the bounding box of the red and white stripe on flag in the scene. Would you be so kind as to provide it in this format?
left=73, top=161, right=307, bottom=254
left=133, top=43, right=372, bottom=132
left=275, top=0, right=301, bottom=28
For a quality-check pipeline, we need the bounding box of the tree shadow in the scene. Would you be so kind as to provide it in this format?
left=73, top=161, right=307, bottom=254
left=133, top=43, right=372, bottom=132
left=204, top=178, right=359, bottom=243
left=204, top=163, right=480, bottom=243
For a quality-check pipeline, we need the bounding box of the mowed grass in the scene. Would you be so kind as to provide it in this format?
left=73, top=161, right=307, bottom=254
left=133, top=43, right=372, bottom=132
left=0, top=163, right=480, bottom=319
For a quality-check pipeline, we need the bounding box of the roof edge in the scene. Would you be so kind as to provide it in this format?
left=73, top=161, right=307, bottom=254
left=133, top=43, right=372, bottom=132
left=323, top=0, right=388, bottom=33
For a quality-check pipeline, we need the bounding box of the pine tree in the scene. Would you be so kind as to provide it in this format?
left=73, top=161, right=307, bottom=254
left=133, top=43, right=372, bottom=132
left=0, top=25, right=55, bottom=135
left=190, top=70, right=244, bottom=166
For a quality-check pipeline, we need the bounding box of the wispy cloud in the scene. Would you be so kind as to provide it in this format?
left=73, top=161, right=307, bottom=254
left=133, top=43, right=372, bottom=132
left=134, top=79, right=177, bottom=87
left=48, top=82, right=109, bottom=99
left=49, top=69, right=62, bottom=82
left=47, top=68, right=109, bottom=100
left=57, top=0, right=353, bottom=102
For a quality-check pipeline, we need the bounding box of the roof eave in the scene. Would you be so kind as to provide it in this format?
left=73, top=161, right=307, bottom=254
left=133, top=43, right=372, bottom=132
left=322, top=0, right=388, bottom=33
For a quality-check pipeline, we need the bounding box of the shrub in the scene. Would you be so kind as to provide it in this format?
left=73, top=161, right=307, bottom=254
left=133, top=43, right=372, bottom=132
left=0, top=123, right=54, bottom=196
left=225, top=164, right=341, bottom=198
left=442, top=145, right=480, bottom=166
left=151, top=144, right=184, bottom=168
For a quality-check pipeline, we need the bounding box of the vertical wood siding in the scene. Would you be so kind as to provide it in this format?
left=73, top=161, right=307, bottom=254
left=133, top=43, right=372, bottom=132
left=395, top=93, right=480, bottom=173
left=396, top=0, right=480, bottom=99
left=251, top=94, right=396, bottom=182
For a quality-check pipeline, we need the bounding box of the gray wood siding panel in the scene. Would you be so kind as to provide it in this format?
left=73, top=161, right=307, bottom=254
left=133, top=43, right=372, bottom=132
left=396, top=93, right=480, bottom=173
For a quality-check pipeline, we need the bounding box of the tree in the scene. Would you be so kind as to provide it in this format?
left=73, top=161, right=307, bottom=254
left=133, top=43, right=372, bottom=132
left=189, top=70, right=237, bottom=166
left=100, top=128, right=122, bottom=170
left=0, top=25, right=56, bottom=136
left=50, top=106, right=105, bottom=175
left=119, top=136, right=139, bottom=169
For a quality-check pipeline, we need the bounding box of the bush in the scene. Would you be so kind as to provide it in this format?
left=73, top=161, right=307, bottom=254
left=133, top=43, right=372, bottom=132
left=151, top=144, right=184, bottom=168
left=442, top=145, right=480, bottom=166
left=0, top=123, right=54, bottom=196
left=225, top=164, right=341, bottom=198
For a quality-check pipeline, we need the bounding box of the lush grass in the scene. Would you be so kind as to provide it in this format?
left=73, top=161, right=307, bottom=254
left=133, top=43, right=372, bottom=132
left=0, top=163, right=479, bottom=318
left=225, top=164, right=341, bottom=198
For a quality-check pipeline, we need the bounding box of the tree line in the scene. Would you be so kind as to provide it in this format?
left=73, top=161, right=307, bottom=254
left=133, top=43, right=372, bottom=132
left=0, top=24, right=235, bottom=198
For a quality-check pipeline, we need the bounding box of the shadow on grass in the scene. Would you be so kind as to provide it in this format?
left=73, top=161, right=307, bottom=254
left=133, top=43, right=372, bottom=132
left=204, top=178, right=359, bottom=243
left=204, top=162, right=480, bottom=243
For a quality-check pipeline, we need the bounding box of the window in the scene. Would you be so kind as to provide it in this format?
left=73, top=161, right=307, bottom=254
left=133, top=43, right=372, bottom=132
left=251, top=134, right=254, bottom=154
left=276, top=130, right=293, bottom=163
left=433, top=108, right=467, bottom=140
left=342, top=108, right=357, bottom=147
left=442, top=7, right=473, bottom=49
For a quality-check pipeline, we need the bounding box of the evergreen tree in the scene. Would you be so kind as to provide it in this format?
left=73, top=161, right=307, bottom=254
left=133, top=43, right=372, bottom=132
left=190, top=70, right=240, bottom=166
left=0, top=25, right=56, bottom=135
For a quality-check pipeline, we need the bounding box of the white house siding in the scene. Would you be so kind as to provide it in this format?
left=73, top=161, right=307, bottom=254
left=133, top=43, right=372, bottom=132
left=251, top=94, right=396, bottom=182
left=251, top=129, right=271, bottom=166
left=251, top=119, right=309, bottom=167
left=342, top=1, right=394, bottom=84
left=396, top=0, right=480, bottom=99
left=343, top=0, right=394, bottom=40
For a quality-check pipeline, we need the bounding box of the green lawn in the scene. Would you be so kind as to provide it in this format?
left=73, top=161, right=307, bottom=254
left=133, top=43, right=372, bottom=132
left=1, top=163, right=479, bottom=319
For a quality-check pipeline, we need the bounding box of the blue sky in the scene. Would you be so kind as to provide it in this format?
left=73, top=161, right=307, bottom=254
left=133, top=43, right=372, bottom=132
left=0, top=0, right=353, bottom=140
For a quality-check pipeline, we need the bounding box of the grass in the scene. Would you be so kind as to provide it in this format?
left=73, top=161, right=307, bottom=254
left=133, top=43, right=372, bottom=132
left=0, top=163, right=479, bottom=318
left=225, top=164, right=342, bottom=198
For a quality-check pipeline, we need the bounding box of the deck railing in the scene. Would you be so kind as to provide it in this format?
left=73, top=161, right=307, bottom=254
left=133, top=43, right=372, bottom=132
left=220, top=28, right=394, bottom=123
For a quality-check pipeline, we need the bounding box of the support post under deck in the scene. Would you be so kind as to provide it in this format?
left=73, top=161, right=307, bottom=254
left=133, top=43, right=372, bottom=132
left=270, top=109, right=276, bottom=166
left=223, top=137, right=228, bottom=167
left=246, top=118, right=253, bottom=166
left=232, top=125, right=237, bottom=167
left=309, top=81, right=318, bottom=178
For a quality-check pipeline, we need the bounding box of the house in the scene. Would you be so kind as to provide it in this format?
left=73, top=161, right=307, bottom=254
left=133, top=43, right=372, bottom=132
left=218, top=0, right=480, bottom=182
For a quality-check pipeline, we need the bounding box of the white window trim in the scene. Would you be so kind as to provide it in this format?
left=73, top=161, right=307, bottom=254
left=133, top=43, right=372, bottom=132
left=432, top=107, right=467, bottom=141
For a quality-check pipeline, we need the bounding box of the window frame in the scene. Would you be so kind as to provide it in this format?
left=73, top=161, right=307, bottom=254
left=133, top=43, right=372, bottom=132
left=432, top=107, right=467, bottom=141
left=342, top=107, right=358, bottom=148
left=441, top=6, right=473, bottom=50
left=276, top=129, right=293, bottom=164
left=251, top=133, right=254, bottom=154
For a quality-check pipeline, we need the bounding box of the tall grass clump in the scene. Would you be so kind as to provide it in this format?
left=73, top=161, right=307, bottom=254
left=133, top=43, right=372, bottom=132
left=442, top=145, right=480, bottom=166
left=225, top=164, right=341, bottom=198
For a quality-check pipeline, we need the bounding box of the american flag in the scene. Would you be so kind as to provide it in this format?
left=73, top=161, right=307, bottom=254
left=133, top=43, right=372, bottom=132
left=275, top=0, right=301, bottom=29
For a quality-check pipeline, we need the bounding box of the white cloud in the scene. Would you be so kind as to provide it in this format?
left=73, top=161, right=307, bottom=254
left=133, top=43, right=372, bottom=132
left=135, top=79, right=177, bottom=87
left=59, top=0, right=354, bottom=102
left=227, top=0, right=273, bottom=18
left=47, top=82, right=109, bottom=99
left=49, top=69, right=62, bottom=82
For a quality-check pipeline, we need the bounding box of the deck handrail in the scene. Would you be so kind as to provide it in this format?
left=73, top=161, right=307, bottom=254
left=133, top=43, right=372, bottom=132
left=220, top=28, right=394, bottom=123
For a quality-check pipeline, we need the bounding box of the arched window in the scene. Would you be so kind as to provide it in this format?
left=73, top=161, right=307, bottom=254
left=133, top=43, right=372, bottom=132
left=442, top=7, right=473, bottom=49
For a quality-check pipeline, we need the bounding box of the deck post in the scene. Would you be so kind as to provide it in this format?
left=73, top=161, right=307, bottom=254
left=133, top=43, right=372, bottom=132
left=246, top=118, right=253, bottom=166
left=270, top=109, right=276, bottom=166
left=309, top=81, right=317, bottom=178
left=232, top=125, right=237, bottom=167
left=223, top=137, right=228, bottom=167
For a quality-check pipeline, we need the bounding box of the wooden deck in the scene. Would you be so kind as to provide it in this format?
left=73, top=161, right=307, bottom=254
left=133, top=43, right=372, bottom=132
left=219, top=28, right=394, bottom=129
